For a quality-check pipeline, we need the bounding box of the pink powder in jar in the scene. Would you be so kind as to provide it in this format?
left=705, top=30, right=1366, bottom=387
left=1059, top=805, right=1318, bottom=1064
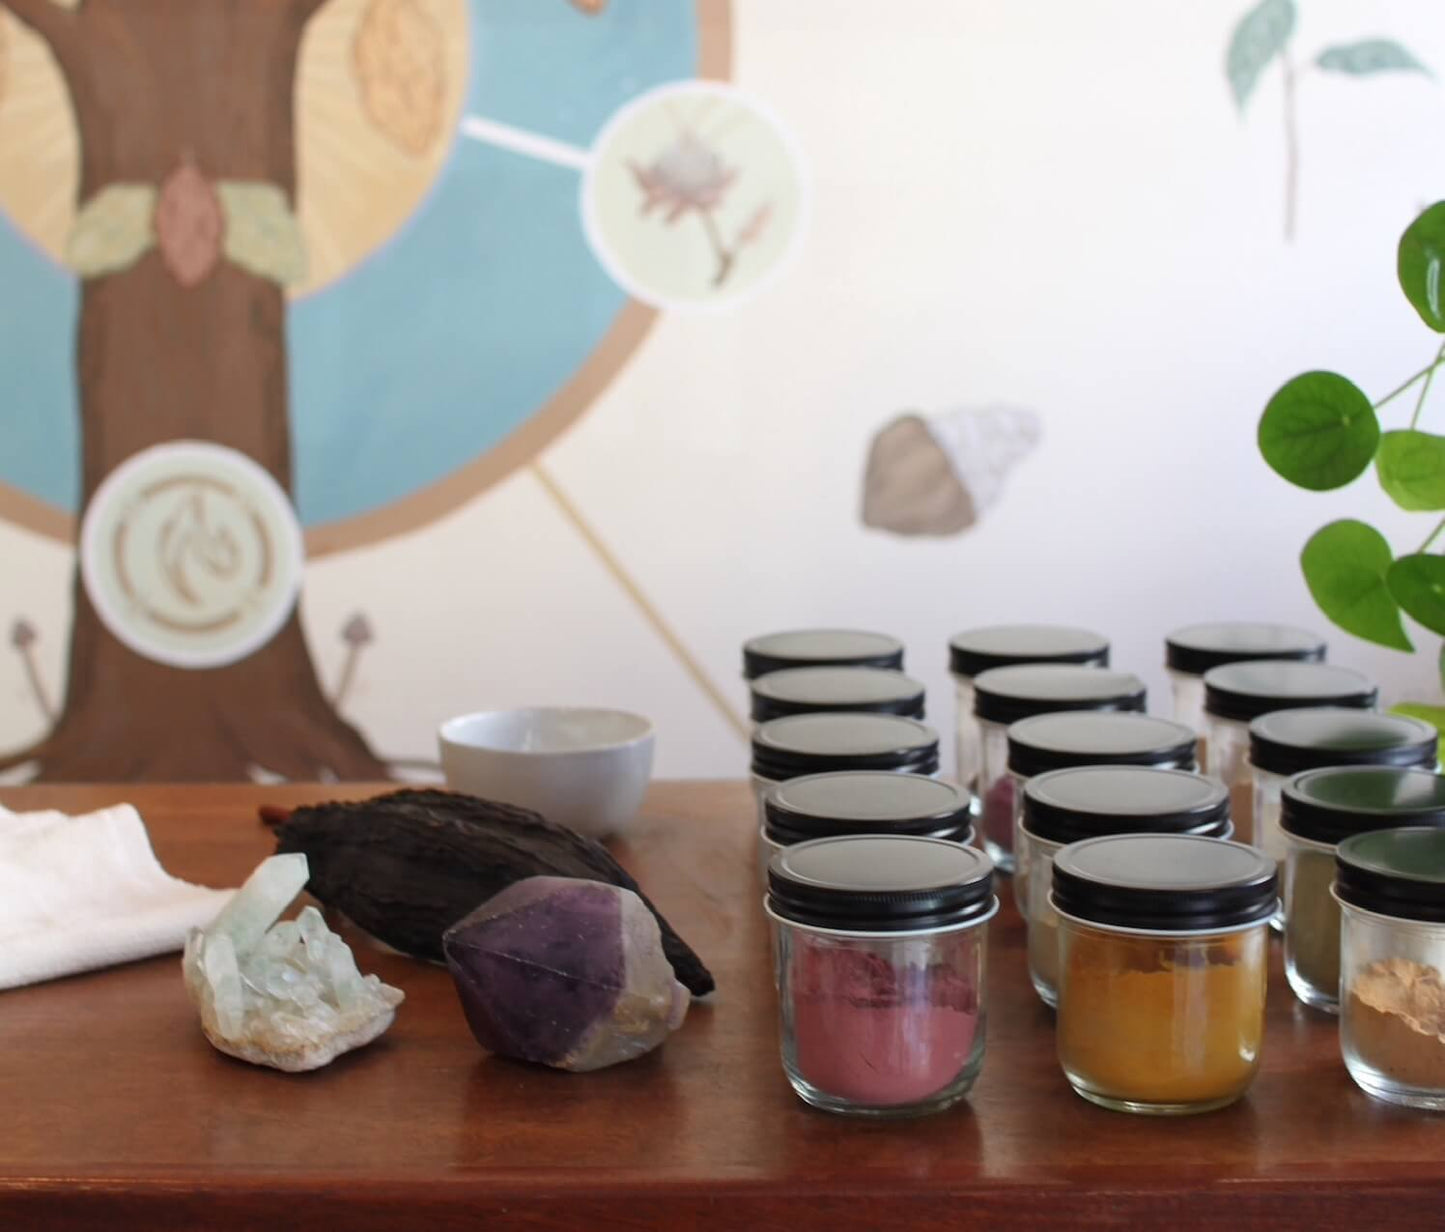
left=789, top=938, right=980, bottom=1106
left=982, top=775, right=1017, bottom=854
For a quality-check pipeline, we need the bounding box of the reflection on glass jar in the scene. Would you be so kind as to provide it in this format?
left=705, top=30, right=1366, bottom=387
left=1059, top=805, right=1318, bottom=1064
left=1052, top=833, right=1276, bottom=1115
left=767, top=835, right=997, bottom=1117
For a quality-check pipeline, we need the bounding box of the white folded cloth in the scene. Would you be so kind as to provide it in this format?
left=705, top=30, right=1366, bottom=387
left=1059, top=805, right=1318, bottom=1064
left=0, top=801, right=234, bottom=991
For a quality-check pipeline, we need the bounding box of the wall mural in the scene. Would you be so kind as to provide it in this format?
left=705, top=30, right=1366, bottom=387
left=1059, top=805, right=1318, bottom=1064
left=0, top=0, right=803, bottom=781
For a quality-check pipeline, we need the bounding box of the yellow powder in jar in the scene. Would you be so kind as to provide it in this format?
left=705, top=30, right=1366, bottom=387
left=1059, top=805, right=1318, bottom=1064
left=1057, top=926, right=1266, bottom=1104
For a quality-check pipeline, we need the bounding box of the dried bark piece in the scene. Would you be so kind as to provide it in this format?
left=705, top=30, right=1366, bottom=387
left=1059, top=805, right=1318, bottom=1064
left=352, top=0, right=445, bottom=157
left=154, top=159, right=223, bottom=288
left=272, top=788, right=715, bottom=996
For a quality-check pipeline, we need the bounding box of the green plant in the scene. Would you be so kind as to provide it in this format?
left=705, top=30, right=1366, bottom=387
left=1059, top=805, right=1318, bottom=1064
left=1258, top=204, right=1445, bottom=740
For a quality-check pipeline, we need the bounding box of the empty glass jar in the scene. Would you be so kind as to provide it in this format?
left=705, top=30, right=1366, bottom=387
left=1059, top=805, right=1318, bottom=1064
left=1337, top=827, right=1445, bottom=1110
left=1202, top=660, right=1376, bottom=847
left=749, top=666, right=926, bottom=726
left=971, top=664, right=1146, bottom=873
left=1280, top=767, right=1445, bottom=1014
left=1053, top=833, right=1277, bottom=1115
left=751, top=712, right=940, bottom=832
left=947, top=625, right=1109, bottom=812
left=760, top=771, right=973, bottom=876
left=767, top=834, right=997, bottom=1116
left=743, top=629, right=905, bottom=681
left=1164, top=622, right=1325, bottom=738
left=1018, top=765, right=1229, bottom=1008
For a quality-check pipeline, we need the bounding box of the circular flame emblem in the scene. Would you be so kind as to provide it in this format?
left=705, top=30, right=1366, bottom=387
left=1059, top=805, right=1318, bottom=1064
left=80, top=442, right=304, bottom=669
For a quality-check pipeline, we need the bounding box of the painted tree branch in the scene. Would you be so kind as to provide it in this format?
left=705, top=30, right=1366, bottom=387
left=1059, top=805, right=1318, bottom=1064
left=0, top=0, right=80, bottom=50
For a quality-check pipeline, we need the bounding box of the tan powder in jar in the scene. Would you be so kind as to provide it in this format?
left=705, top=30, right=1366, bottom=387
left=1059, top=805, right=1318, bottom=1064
left=1347, top=959, right=1445, bottom=1089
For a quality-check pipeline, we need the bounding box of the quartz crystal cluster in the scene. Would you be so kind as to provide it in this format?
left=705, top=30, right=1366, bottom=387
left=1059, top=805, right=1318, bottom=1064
left=183, top=853, right=404, bottom=1072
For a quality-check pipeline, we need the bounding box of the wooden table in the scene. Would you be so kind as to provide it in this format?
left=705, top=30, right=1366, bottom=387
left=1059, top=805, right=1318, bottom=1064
left=4, top=782, right=1445, bottom=1230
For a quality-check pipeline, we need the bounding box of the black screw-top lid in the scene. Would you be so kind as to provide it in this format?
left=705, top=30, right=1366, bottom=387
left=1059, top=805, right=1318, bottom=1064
left=751, top=712, right=940, bottom=781
left=743, top=629, right=905, bottom=680
left=1280, top=766, right=1445, bottom=847
left=1165, top=622, right=1326, bottom=677
left=1022, top=766, right=1230, bottom=847
left=764, top=771, right=973, bottom=846
left=748, top=666, right=926, bottom=724
left=971, top=664, right=1146, bottom=726
left=1336, top=827, right=1445, bottom=923
left=1250, top=708, right=1437, bottom=778
left=948, top=624, right=1109, bottom=678
left=1202, top=660, right=1376, bottom=724
left=1007, top=711, right=1197, bottom=779
left=767, top=835, right=996, bottom=931
left=1051, top=833, right=1277, bottom=932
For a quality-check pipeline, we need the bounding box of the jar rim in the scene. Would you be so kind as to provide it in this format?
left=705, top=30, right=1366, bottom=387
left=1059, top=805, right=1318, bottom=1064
left=971, top=664, right=1146, bottom=726
left=948, top=623, right=1109, bottom=678
left=764, top=896, right=999, bottom=939
left=1201, top=659, right=1376, bottom=723
left=1164, top=622, right=1325, bottom=677
left=1049, top=895, right=1275, bottom=939
left=743, top=628, right=904, bottom=680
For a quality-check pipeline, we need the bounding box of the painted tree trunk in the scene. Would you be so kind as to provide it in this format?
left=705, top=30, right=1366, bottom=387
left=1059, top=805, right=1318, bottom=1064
left=5, top=0, right=386, bottom=780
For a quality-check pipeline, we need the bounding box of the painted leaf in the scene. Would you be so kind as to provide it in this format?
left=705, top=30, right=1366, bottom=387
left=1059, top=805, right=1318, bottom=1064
left=66, top=184, right=157, bottom=278
left=155, top=161, right=224, bottom=288
left=1399, top=203, right=1445, bottom=332
left=1226, top=0, right=1296, bottom=110
left=352, top=0, right=446, bottom=157
left=1377, top=430, right=1445, bottom=511
left=1300, top=520, right=1412, bottom=651
left=1317, top=39, right=1432, bottom=78
left=1392, top=702, right=1445, bottom=759
left=1388, top=554, right=1445, bottom=637
left=1258, top=371, right=1379, bottom=490
left=217, top=182, right=307, bottom=286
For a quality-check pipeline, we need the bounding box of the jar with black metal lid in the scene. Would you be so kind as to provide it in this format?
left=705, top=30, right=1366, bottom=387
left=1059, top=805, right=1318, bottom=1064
left=749, top=666, right=926, bottom=726
left=1280, top=767, right=1445, bottom=1014
left=759, top=771, right=973, bottom=875
left=971, top=663, right=1146, bottom=873
left=947, top=624, right=1109, bottom=813
left=751, top=712, right=940, bottom=832
left=1336, top=827, right=1445, bottom=1109
left=1052, top=833, right=1276, bottom=1115
left=1019, top=765, right=1229, bottom=1007
left=743, top=629, right=905, bottom=680
left=1165, top=622, right=1325, bottom=736
left=1202, top=660, right=1376, bottom=847
left=766, top=835, right=997, bottom=1116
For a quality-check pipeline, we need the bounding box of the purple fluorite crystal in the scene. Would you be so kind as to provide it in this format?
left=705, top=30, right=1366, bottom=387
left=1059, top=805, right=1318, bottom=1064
left=443, top=876, right=689, bottom=1071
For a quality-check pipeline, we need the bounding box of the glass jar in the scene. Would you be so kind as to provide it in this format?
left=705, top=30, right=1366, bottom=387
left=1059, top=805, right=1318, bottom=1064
left=1202, top=660, right=1376, bottom=848
left=971, top=663, right=1145, bottom=874
left=1336, top=827, right=1445, bottom=1110
left=1279, top=767, right=1445, bottom=1014
left=749, top=666, right=926, bottom=726
left=1018, top=766, right=1229, bottom=1008
left=1007, top=711, right=1197, bottom=914
left=1052, top=833, right=1276, bottom=1115
left=1251, top=708, right=1436, bottom=869
left=947, top=624, right=1109, bottom=811
left=759, top=771, right=973, bottom=877
left=1164, top=622, right=1325, bottom=739
left=743, top=628, right=905, bottom=681
left=766, top=834, right=997, bottom=1116
left=751, top=712, right=940, bottom=832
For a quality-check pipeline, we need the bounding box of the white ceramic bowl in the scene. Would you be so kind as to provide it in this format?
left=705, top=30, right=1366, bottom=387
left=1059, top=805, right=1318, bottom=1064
left=437, top=707, right=656, bottom=839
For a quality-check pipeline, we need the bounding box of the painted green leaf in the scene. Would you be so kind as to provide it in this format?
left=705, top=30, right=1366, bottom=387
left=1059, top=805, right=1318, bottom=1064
left=1258, top=371, right=1380, bottom=490
left=1226, top=0, right=1296, bottom=110
left=1388, top=554, right=1445, bottom=636
left=66, top=184, right=157, bottom=278
left=1399, top=203, right=1445, bottom=332
left=1391, top=701, right=1445, bottom=758
left=1317, top=39, right=1432, bottom=78
left=1300, top=520, right=1413, bottom=651
left=217, top=181, right=307, bottom=286
left=1376, top=430, right=1445, bottom=511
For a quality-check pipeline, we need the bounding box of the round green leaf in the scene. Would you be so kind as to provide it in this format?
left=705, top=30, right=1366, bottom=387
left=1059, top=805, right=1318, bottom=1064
left=1258, top=372, right=1380, bottom=490
left=1399, top=203, right=1445, bottom=332
left=1387, top=554, right=1445, bottom=636
left=1300, top=519, right=1413, bottom=651
left=1376, top=430, right=1445, bottom=511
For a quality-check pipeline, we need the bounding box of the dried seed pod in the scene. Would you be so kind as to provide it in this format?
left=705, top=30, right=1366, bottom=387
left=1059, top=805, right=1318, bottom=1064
left=273, top=788, right=715, bottom=996
left=352, top=0, right=445, bottom=157
left=155, top=159, right=223, bottom=288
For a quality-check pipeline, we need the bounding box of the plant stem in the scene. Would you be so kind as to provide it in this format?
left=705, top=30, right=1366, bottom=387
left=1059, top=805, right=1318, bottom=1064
left=1282, top=50, right=1300, bottom=243
left=1411, top=340, right=1445, bottom=428
left=1419, top=515, right=1445, bottom=554
left=1376, top=357, right=1445, bottom=411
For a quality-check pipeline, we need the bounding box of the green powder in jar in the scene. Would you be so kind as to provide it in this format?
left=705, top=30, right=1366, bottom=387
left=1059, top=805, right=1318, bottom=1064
left=1287, top=843, right=1340, bottom=1002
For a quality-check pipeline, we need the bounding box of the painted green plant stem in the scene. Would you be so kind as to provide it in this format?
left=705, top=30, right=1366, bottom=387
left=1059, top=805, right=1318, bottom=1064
left=1419, top=516, right=1445, bottom=555
left=1411, top=340, right=1445, bottom=428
